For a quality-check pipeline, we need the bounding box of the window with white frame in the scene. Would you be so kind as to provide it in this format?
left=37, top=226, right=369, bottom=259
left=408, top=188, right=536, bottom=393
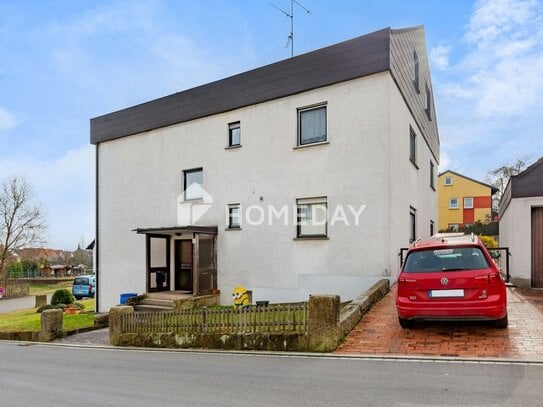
left=449, top=223, right=460, bottom=232
left=449, top=198, right=459, bottom=209
left=228, top=204, right=241, bottom=229
left=298, top=105, right=327, bottom=145
left=444, top=176, right=453, bottom=185
left=296, top=197, right=327, bottom=237
left=464, top=197, right=474, bottom=209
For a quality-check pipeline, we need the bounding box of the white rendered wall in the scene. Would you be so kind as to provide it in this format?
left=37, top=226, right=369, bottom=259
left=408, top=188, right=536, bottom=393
left=499, top=197, right=543, bottom=286
left=97, top=72, right=437, bottom=311
left=387, top=78, right=438, bottom=281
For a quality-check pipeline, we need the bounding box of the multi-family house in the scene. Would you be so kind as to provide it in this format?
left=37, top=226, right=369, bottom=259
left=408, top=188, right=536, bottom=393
left=90, top=26, right=439, bottom=312
left=437, top=170, right=498, bottom=232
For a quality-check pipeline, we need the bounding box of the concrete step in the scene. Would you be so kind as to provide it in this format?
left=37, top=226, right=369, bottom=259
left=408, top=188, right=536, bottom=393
left=140, top=298, right=174, bottom=307
left=134, top=304, right=173, bottom=313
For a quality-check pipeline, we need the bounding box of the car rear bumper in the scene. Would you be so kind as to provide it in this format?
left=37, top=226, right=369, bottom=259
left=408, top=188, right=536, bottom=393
left=396, top=297, right=507, bottom=320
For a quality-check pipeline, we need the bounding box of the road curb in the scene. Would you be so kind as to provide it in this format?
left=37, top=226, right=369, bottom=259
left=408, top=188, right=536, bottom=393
left=5, top=339, right=543, bottom=365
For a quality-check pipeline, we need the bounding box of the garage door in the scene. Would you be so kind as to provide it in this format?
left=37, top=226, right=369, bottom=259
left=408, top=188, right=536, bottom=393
left=532, top=207, right=543, bottom=288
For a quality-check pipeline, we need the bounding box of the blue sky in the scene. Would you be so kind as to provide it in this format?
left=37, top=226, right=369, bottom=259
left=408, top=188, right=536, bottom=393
left=1, top=0, right=542, bottom=249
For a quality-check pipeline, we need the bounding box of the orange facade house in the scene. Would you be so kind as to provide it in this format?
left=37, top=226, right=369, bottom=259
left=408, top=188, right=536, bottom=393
left=438, top=170, right=498, bottom=231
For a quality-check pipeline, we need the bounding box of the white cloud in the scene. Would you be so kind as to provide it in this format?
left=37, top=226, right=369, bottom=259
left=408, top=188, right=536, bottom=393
left=0, top=106, right=17, bottom=131
left=438, top=150, right=451, bottom=172
left=430, top=45, right=450, bottom=70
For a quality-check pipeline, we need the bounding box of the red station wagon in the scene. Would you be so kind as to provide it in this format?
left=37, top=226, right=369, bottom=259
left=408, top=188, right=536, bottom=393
left=396, top=233, right=507, bottom=329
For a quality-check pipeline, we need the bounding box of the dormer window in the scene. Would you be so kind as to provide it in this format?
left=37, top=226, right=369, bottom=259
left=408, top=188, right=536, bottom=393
left=425, top=83, right=432, bottom=120
left=413, top=51, right=420, bottom=93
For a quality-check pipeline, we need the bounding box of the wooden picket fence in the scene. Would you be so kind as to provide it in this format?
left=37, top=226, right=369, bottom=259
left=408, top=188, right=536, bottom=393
left=0, top=280, right=29, bottom=299
left=121, top=304, right=308, bottom=334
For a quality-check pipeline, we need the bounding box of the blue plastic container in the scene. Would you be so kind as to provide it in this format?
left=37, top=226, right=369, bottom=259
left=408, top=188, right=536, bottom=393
left=120, top=293, right=138, bottom=305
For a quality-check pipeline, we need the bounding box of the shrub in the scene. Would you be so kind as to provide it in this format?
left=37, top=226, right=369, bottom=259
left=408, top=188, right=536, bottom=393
left=479, top=235, right=498, bottom=249
left=51, top=289, right=74, bottom=306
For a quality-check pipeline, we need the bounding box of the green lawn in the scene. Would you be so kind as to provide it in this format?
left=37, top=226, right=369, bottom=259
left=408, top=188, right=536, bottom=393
left=29, top=281, right=73, bottom=295
left=0, top=298, right=95, bottom=331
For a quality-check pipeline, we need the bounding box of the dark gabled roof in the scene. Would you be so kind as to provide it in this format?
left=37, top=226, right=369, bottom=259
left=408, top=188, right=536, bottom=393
left=90, top=26, right=439, bottom=160
left=510, top=155, right=543, bottom=198
left=90, top=27, right=392, bottom=145
left=438, top=170, right=499, bottom=194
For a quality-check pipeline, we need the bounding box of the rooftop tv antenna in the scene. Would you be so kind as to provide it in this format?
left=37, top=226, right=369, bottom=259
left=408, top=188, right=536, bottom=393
left=271, top=0, right=311, bottom=58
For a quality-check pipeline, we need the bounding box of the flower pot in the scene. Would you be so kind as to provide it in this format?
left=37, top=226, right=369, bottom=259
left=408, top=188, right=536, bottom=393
left=64, top=307, right=80, bottom=315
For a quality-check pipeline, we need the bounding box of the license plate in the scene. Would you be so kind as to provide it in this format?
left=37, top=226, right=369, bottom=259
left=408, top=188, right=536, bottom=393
left=429, top=289, right=464, bottom=298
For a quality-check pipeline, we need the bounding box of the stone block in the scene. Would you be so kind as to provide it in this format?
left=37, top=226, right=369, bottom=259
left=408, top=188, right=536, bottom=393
left=39, top=309, right=63, bottom=342
left=109, top=305, right=134, bottom=346
left=35, top=295, right=47, bottom=308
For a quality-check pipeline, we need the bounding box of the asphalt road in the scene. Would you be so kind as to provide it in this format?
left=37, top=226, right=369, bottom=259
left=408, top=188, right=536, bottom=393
left=0, top=342, right=542, bottom=406
left=0, top=294, right=52, bottom=314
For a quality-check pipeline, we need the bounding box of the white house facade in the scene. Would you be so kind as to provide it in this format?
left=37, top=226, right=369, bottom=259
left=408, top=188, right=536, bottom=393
left=499, top=157, right=543, bottom=288
left=91, top=27, right=440, bottom=312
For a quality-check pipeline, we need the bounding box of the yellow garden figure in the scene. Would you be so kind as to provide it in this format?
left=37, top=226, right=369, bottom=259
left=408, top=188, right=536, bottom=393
left=232, top=286, right=249, bottom=308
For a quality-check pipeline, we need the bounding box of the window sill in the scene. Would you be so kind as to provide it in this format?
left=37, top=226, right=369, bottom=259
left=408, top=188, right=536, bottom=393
left=225, top=227, right=242, bottom=231
left=293, top=236, right=329, bottom=241
left=181, top=198, right=204, bottom=203
left=410, top=159, right=419, bottom=169
left=225, top=145, right=242, bottom=150
left=293, top=141, right=329, bottom=150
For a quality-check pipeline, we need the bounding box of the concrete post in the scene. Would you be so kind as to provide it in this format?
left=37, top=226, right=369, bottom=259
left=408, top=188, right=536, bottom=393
left=35, top=295, right=47, bottom=308
left=307, top=294, right=340, bottom=352
left=39, top=309, right=63, bottom=342
left=109, top=305, right=134, bottom=346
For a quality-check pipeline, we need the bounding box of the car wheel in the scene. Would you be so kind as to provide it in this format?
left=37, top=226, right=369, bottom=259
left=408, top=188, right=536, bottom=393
left=398, top=317, right=415, bottom=329
left=74, top=296, right=81, bottom=301
left=494, top=314, right=508, bottom=328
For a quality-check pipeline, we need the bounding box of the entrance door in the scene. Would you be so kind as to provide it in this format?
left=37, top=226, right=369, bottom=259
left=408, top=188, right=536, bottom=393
left=147, top=235, right=170, bottom=292
left=175, top=240, right=193, bottom=292
left=532, top=208, right=543, bottom=288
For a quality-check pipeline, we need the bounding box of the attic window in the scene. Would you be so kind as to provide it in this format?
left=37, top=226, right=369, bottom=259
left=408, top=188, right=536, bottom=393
left=444, top=176, right=453, bottom=186
left=413, top=51, right=420, bottom=93
left=425, top=83, right=432, bottom=120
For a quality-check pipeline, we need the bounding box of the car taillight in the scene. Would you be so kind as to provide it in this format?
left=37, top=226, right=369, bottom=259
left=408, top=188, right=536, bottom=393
left=488, top=271, right=501, bottom=284
left=89, top=284, right=93, bottom=291
left=474, top=272, right=502, bottom=285
left=474, top=275, right=489, bottom=285
left=399, top=277, right=418, bottom=287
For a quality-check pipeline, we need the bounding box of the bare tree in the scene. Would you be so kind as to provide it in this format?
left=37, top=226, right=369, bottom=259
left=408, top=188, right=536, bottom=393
left=486, top=156, right=530, bottom=198
left=0, top=177, right=47, bottom=280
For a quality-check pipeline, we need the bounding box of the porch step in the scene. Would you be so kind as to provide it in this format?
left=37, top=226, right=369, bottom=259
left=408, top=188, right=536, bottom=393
left=140, top=298, right=175, bottom=308
left=134, top=304, right=173, bottom=313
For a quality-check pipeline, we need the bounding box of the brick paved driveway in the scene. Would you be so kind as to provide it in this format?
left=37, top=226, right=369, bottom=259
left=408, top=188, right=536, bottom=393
left=336, top=285, right=543, bottom=360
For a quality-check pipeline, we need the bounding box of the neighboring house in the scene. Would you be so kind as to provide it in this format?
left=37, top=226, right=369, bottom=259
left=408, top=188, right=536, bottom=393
left=437, top=170, right=498, bottom=232
left=90, top=26, right=440, bottom=312
left=499, top=156, right=543, bottom=288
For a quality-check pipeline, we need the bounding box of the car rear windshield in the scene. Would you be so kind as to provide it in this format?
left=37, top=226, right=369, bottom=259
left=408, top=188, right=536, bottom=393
left=403, top=247, right=490, bottom=273
left=74, top=277, right=88, bottom=285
